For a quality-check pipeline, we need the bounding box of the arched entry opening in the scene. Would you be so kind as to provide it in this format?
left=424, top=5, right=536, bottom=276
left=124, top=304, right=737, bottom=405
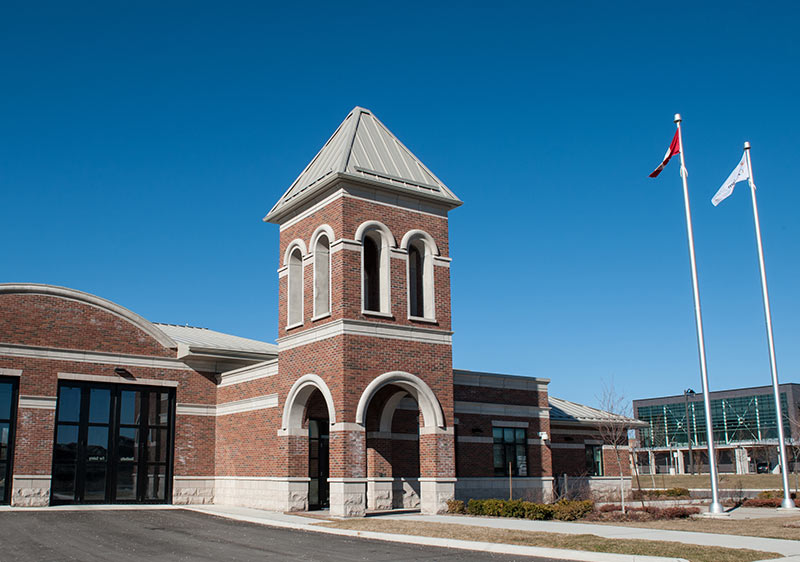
left=356, top=372, right=454, bottom=514
left=281, top=375, right=336, bottom=511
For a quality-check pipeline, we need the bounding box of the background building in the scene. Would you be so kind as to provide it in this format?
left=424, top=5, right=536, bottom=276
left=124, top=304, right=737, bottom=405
left=633, top=384, right=800, bottom=475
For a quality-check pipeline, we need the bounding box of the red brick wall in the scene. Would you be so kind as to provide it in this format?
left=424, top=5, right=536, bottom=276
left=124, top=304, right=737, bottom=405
left=0, top=294, right=173, bottom=357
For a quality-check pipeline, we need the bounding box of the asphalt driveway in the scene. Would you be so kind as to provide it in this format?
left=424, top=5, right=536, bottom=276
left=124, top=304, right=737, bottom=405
left=0, top=509, right=560, bottom=561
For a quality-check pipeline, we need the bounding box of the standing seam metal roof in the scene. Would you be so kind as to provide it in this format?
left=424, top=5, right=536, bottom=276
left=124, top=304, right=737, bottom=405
left=265, top=107, right=461, bottom=220
left=154, top=323, right=277, bottom=355
left=549, top=396, right=643, bottom=425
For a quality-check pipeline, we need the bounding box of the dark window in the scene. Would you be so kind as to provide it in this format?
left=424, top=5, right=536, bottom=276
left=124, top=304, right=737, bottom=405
left=363, top=234, right=381, bottom=312
left=0, top=377, right=19, bottom=505
left=585, top=445, right=604, bottom=476
left=493, top=427, right=528, bottom=476
left=408, top=243, right=424, bottom=317
left=51, top=382, right=174, bottom=505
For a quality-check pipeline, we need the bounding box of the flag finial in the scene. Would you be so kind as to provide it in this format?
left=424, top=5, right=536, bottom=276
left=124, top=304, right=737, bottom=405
left=744, top=141, right=751, bottom=150
left=673, top=113, right=682, bottom=123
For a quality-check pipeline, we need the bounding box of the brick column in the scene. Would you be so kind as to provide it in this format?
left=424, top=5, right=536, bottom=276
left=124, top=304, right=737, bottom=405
left=328, top=424, right=366, bottom=516
left=366, top=432, right=393, bottom=510
left=418, top=428, right=455, bottom=514
left=12, top=398, right=57, bottom=507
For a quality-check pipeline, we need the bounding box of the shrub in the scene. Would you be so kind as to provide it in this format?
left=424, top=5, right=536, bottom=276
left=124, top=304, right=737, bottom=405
left=664, top=487, right=690, bottom=497
left=524, top=502, right=555, bottom=520
left=744, top=497, right=800, bottom=508
left=446, top=499, right=465, bottom=514
left=659, top=506, right=700, bottom=518
left=552, top=499, right=594, bottom=521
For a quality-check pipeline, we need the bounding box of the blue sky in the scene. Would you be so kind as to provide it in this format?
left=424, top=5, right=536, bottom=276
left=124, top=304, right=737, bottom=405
left=2, top=1, right=798, bottom=408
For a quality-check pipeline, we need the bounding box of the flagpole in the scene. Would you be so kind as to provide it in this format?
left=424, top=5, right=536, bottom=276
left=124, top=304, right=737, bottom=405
left=744, top=142, right=796, bottom=510
left=674, top=114, right=724, bottom=514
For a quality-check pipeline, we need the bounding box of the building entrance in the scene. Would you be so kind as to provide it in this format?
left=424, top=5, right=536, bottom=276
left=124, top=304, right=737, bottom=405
left=51, top=382, right=175, bottom=504
left=308, top=418, right=329, bottom=509
left=0, top=376, right=19, bottom=505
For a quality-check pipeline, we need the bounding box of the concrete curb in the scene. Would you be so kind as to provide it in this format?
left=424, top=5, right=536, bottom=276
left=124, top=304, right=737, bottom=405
left=184, top=506, right=688, bottom=562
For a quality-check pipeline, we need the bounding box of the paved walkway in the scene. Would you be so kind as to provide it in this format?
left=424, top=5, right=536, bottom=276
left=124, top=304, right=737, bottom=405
left=188, top=504, right=800, bottom=561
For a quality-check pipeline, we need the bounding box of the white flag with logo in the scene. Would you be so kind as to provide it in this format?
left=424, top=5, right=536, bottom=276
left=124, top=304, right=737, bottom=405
left=712, top=152, right=750, bottom=206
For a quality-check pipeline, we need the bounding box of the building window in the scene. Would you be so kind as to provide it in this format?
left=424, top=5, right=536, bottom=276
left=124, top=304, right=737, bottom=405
left=313, top=234, right=330, bottom=318
left=287, top=247, right=303, bottom=326
left=362, top=230, right=389, bottom=314
left=585, top=445, right=604, bottom=476
left=493, top=427, right=528, bottom=476
left=404, top=232, right=436, bottom=320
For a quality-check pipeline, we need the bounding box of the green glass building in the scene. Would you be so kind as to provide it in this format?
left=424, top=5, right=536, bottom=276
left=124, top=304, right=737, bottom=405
left=632, top=384, right=800, bottom=475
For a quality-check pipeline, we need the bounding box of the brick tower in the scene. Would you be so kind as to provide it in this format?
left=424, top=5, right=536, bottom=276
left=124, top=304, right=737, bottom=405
left=265, top=107, right=461, bottom=516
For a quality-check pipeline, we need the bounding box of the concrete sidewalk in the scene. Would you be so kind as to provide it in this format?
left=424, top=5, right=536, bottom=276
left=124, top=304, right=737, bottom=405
left=186, top=504, right=799, bottom=561
left=187, top=505, right=685, bottom=562
left=380, top=513, right=800, bottom=557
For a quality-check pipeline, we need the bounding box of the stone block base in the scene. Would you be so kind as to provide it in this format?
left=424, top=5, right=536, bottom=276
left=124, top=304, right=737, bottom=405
left=214, top=477, right=309, bottom=511
left=367, top=478, right=393, bottom=511
left=329, top=478, right=366, bottom=517
left=455, top=477, right=554, bottom=503
left=419, top=477, right=456, bottom=514
left=172, top=476, right=215, bottom=505
left=11, top=475, right=51, bottom=506
left=393, top=477, right=420, bottom=509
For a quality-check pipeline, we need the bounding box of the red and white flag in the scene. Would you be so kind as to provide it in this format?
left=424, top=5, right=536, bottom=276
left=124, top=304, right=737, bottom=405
left=649, top=130, right=681, bottom=177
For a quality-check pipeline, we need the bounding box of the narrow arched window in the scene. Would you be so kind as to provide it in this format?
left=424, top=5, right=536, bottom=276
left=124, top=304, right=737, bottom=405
left=408, top=241, right=424, bottom=317
left=287, top=247, right=303, bottom=326
left=313, top=235, right=330, bottom=317
left=363, top=232, right=381, bottom=312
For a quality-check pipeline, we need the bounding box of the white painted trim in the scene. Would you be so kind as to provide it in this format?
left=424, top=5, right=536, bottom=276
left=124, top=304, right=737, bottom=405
left=19, top=395, right=57, bottom=410
left=354, top=220, right=396, bottom=248
left=0, top=284, right=176, bottom=349
left=378, top=391, right=411, bottom=433
left=58, top=372, right=180, bottom=387
left=408, top=315, right=437, bottom=324
left=277, top=318, right=453, bottom=351
left=277, top=266, right=288, bottom=279
left=0, top=344, right=187, bottom=370
left=311, top=312, right=331, bottom=322
left=217, top=394, right=278, bottom=416
left=491, top=420, right=529, bottom=428
left=356, top=371, right=445, bottom=429
left=367, top=431, right=419, bottom=441
left=281, top=374, right=337, bottom=430
left=343, top=190, right=449, bottom=220
left=282, top=238, right=308, bottom=266
left=361, top=310, right=393, bottom=319
left=311, top=227, right=333, bottom=319
left=331, top=238, right=362, bottom=253
left=285, top=321, right=304, bottom=331
left=453, top=370, right=549, bottom=391
left=419, top=426, right=453, bottom=435
left=358, top=222, right=393, bottom=315
left=176, top=403, right=216, bottom=416
left=279, top=189, right=345, bottom=231
left=329, top=422, right=364, bottom=433
left=454, top=401, right=549, bottom=418
left=0, top=368, right=22, bottom=377
left=457, top=436, right=493, bottom=443
left=218, top=360, right=278, bottom=388
left=432, top=256, right=451, bottom=268
left=400, top=229, right=440, bottom=256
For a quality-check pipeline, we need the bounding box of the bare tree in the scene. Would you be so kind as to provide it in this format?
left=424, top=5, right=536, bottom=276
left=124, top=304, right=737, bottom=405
left=597, top=379, right=637, bottom=513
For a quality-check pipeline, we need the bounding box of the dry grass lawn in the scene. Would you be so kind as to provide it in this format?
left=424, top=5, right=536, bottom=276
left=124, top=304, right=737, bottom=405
left=320, top=519, right=779, bottom=562
left=638, top=473, right=798, bottom=490
left=592, top=514, right=800, bottom=541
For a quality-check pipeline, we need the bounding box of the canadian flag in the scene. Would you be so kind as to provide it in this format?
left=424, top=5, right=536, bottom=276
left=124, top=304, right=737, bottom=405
left=649, top=130, right=681, bottom=178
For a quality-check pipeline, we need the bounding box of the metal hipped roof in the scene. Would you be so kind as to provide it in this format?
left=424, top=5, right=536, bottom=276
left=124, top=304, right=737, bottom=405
left=549, top=396, right=646, bottom=427
left=154, top=323, right=277, bottom=358
left=264, top=106, right=461, bottom=222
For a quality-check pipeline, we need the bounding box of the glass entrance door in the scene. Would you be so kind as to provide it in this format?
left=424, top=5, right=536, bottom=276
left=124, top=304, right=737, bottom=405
left=0, top=377, right=19, bottom=505
left=51, top=382, right=174, bottom=504
left=308, top=419, right=329, bottom=509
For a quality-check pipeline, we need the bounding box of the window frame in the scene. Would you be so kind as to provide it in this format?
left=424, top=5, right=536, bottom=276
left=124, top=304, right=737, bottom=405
left=492, top=426, right=528, bottom=477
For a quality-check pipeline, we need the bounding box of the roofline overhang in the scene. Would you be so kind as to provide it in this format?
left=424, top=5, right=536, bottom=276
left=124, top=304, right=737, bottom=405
left=550, top=419, right=649, bottom=428
left=263, top=172, right=462, bottom=224
left=176, top=343, right=278, bottom=363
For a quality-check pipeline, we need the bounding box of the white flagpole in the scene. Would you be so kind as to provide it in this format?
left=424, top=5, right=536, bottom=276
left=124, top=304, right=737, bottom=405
left=674, top=114, right=724, bottom=514
left=744, top=142, right=796, bottom=510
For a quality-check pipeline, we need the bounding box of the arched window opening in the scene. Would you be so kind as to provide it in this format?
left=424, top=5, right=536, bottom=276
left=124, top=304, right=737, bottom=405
left=405, top=234, right=435, bottom=320
left=313, top=235, right=331, bottom=317
left=363, top=232, right=381, bottom=312
left=408, top=241, right=424, bottom=318
left=287, top=247, right=303, bottom=326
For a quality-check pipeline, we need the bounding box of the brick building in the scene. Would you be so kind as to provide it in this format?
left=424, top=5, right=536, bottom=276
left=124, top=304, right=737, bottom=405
left=0, top=107, right=639, bottom=514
